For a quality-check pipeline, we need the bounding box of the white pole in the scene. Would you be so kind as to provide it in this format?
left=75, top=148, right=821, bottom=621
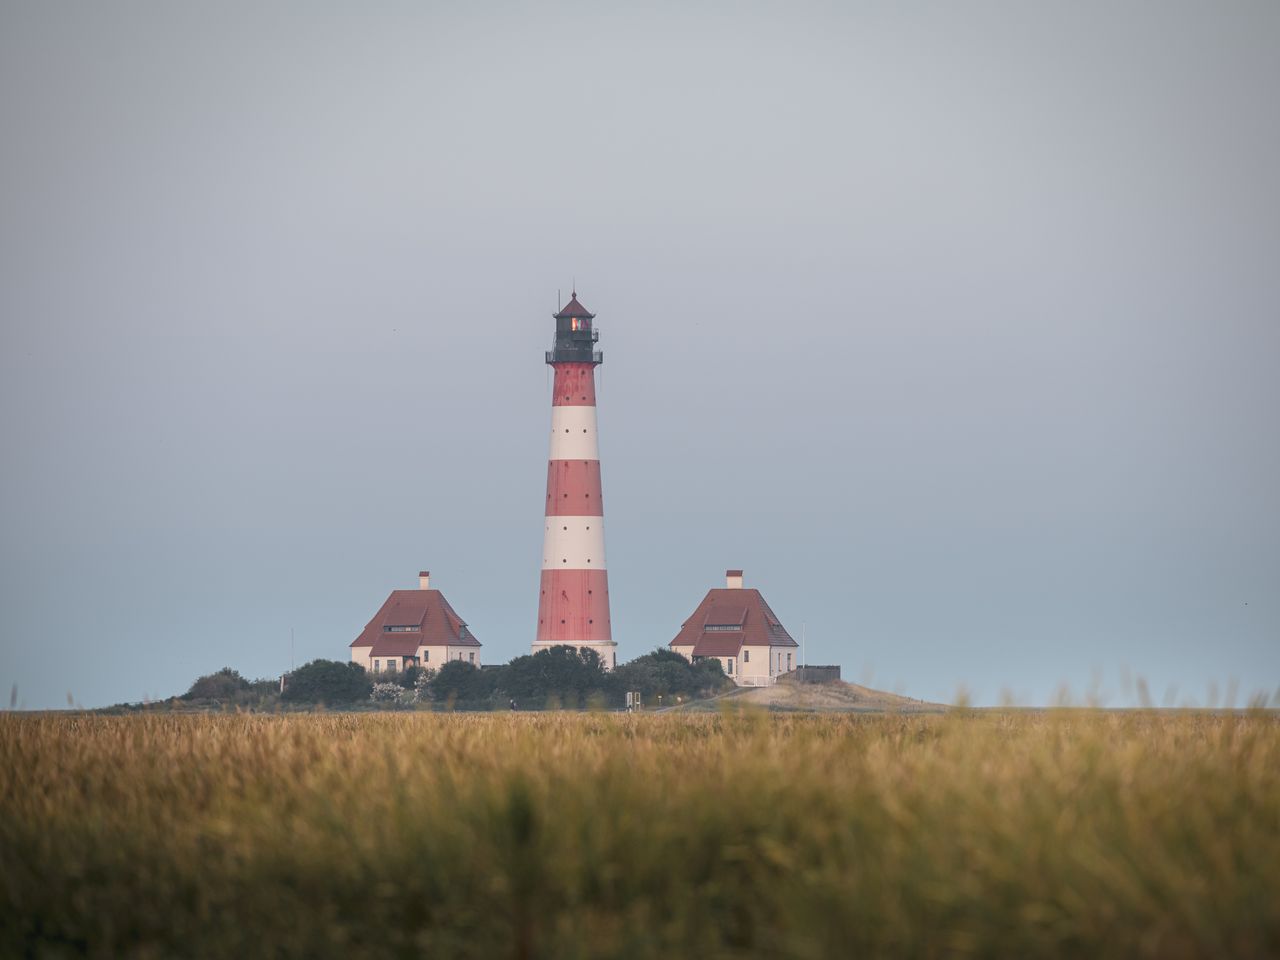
left=802, top=621, right=806, bottom=673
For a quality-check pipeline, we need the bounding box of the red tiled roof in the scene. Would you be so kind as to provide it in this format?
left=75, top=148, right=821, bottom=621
left=705, top=604, right=747, bottom=626
left=351, top=588, right=481, bottom=656
left=371, top=636, right=424, bottom=657
left=669, top=587, right=798, bottom=657
left=554, top=294, right=595, bottom=320
left=688, top=634, right=745, bottom=657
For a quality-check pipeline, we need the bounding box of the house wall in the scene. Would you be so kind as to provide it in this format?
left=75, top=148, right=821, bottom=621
left=738, top=645, right=772, bottom=683
left=358, top=646, right=483, bottom=674
left=421, top=645, right=482, bottom=668
left=772, top=647, right=795, bottom=675
left=672, top=646, right=745, bottom=682
left=711, top=655, right=738, bottom=678
left=449, top=646, right=481, bottom=667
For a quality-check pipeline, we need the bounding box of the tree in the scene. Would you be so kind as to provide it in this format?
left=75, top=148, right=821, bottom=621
left=613, top=648, right=730, bottom=703
left=183, top=668, right=250, bottom=701
left=429, top=660, right=499, bottom=704
left=499, top=646, right=607, bottom=707
left=282, top=660, right=372, bottom=704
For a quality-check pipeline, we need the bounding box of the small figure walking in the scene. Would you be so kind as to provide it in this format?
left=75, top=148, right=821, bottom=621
left=509, top=698, right=518, bottom=711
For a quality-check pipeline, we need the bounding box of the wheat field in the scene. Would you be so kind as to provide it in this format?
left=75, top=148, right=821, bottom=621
left=2, top=710, right=1277, bottom=958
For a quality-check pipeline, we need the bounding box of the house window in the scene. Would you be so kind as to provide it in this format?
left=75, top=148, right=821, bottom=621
left=469, top=652, right=475, bottom=664
left=386, top=659, right=397, bottom=671
left=727, top=658, right=735, bottom=675
left=373, top=660, right=381, bottom=672
left=743, top=649, right=750, bottom=663
left=384, top=625, right=418, bottom=633
left=423, top=650, right=430, bottom=662
left=787, top=653, right=792, bottom=670
left=705, top=625, right=742, bottom=632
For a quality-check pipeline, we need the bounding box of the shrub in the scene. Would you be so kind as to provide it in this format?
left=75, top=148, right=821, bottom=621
left=370, top=683, right=409, bottom=704
left=282, top=660, right=372, bottom=704
left=430, top=660, right=499, bottom=705
left=498, top=646, right=606, bottom=707
left=612, top=648, right=730, bottom=704
left=182, top=668, right=251, bottom=701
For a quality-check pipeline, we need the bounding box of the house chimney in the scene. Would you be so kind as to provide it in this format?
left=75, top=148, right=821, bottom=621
left=419, top=571, right=431, bottom=590
left=726, top=569, right=743, bottom=589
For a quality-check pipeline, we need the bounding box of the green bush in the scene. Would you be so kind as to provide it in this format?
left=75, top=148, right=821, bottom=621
left=182, top=668, right=250, bottom=701
left=430, top=660, right=499, bottom=705
left=612, top=648, right=730, bottom=703
left=281, top=660, right=371, bottom=704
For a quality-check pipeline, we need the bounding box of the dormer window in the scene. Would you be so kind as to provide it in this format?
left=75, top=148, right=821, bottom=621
left=384, top=625, right=419, bottom=633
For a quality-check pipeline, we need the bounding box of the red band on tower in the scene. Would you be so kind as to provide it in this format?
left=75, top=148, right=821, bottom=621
left=545, top=460, right=604, bottom=516
left=551, top=363, right=597, bottom=406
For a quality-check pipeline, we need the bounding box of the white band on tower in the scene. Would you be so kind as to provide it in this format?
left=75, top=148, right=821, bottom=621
left=542, top=517, right=607, bottom=569
left=548, top=406, right=600, bottom=461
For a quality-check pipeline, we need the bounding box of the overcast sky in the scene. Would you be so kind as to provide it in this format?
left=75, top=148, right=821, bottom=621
left=2, top=1, right=1277, bottom=709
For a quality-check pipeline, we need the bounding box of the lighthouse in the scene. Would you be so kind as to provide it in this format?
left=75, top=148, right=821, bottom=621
left=534, top=291, right=616, bottom=669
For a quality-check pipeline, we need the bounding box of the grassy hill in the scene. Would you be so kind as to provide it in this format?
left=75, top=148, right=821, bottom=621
left=671, top=676, right=946, bottom=713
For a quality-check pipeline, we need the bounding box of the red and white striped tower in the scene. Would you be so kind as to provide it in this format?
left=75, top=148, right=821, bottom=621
left=534, top=291, right=616, bottom=669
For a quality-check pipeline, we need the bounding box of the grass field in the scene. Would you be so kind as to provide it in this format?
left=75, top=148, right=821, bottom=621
left=2, top=710, right=1277, bottom=958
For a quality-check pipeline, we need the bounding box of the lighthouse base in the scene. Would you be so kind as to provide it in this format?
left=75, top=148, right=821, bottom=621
left=530, top=641, right=618, bottom=672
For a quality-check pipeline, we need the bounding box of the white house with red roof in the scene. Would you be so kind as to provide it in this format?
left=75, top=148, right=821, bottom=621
left=669, top=570, right=799, bottom=685
left=350, top=572, right=482, bottom=674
